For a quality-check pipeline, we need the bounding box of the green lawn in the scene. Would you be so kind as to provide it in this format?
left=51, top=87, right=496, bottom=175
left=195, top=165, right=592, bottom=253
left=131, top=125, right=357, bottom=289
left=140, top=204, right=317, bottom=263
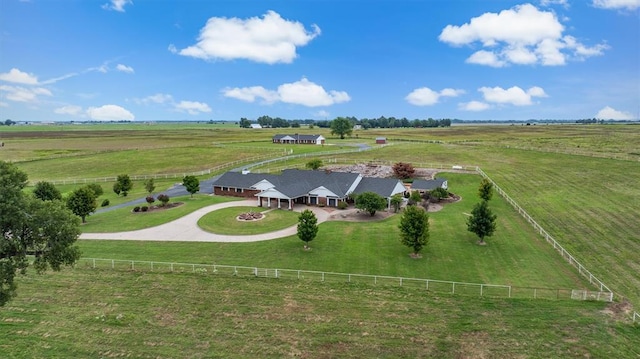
left=80, top=194, right=239, bottom=232
left=197, top=206, right=300, bottom=235
left=1, top=269, right=637, bottom=358
left=79, top=174, right=590, bottom=289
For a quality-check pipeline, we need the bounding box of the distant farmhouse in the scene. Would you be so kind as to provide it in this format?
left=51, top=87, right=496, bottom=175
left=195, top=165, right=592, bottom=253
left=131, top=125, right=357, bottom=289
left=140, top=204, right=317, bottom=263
left=250, top=124, right=262, bottom=129
left=212, top=169, right=406, bottom=210
left=272, top=134, right=325, bottom=145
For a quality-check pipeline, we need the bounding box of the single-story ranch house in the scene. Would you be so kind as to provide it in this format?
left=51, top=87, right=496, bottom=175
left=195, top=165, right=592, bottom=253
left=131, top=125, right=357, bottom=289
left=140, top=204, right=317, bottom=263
left=411, top=178, right=448, bottom=194
left=272, top=134, right=325, bottom=145
left=212, top=169, right=406, bottom=210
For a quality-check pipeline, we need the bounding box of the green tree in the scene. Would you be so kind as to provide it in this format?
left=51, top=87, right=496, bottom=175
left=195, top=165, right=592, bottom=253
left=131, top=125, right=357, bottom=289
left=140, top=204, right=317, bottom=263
left=115, top=174, right=133, bottom=197
left=33, top=181, right=62, bottom=201
left=85, top=183, right=103, bottom=198
left=144, top=178, right=155, bottom=194
left=182, top=175, right=200, bottom=197
left=157, top=194, right=170, bottom=207
left=297, top=209, right=318, bottom=250
left=430, top=187, right=449, bottom=201
left=239, top=117, right=252, bottom=128
left=478, top=178, right=494, bottom=201
left=66, top=186, right=97, bottom=223
left=390, top=194, right=403, bottom=213
left=399, top=205, right=430, bottom=257
left=467, top=200, right=497, bottom=245
left=355, top=191, right=387, bottom=216
left=305, top=159, right=323, bottom=170
left=1, top=161, right=81, bottom=306
left=330, top=117, right=353, bottom=139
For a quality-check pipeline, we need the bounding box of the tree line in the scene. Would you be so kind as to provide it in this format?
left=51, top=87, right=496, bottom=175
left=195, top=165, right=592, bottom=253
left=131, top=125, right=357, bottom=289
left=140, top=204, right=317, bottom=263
left=239, top=115, right=453, bottom=129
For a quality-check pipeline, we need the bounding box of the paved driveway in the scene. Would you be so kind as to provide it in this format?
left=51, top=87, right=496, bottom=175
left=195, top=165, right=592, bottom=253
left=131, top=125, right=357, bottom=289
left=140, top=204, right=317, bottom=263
left=80, top=200, right=331, bottom=243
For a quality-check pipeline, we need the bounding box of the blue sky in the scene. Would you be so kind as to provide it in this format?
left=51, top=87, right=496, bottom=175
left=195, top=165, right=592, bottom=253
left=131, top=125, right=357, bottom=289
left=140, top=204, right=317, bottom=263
left=1, top=0, right=638, bottom=122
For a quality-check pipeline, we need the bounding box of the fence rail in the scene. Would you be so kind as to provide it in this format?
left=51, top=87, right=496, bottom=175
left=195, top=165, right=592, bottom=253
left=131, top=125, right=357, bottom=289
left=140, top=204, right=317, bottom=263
left=634, top=311, right=639, bottom=323
left=474, top=167, right=613, bottom=296
left=78, top=258, right=612, bottom=302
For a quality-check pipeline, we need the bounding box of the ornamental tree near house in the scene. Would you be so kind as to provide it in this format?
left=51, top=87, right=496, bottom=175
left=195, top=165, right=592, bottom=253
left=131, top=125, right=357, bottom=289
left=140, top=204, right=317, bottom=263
left=399, top=204, right=430, bottom=257
left=182, top=175, right=200, bottom=198
left=467, top=200, right=497, bottom=245
left=355, top=191, right=387, bottom=217
left=144, top=178, right=156, bottom=194
left=66, top=186, right=97, bottom=223
left=114, top=174, right=133, bottom=197
left=478, top=178, right=494, bottom=201
left=392, top=162, right=415, bottom=180
left=297, top=209, right=318, bottom=250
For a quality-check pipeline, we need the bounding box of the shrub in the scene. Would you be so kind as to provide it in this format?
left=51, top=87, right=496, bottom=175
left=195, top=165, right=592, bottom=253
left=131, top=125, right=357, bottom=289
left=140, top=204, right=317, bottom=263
left=101, top=199, right=110, bottom=207
left=337, top=201, right=348, bottom=210
left=146, top=196, right=155, bottom=205
left=392, top=162, right=415, bottom=180
left=157, top=194, right=170, bottom=206
left=86, top=183, right=104, bottom=197
left=141, top=206, right=148, bottom=212
left=133, top=206, right=140, bottom=212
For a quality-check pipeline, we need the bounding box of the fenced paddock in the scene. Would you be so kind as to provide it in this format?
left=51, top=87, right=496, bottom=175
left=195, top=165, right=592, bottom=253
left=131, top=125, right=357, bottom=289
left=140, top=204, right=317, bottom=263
left=78, top=258, right=612, bottom=302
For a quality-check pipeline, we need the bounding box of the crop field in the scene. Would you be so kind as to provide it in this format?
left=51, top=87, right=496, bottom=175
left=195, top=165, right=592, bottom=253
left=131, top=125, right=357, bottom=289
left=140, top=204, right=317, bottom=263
left=1, top=123, right=639, bottom=356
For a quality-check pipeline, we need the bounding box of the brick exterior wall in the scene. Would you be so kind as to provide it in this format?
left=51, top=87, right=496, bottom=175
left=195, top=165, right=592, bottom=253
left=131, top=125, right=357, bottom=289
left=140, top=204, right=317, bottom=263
left=213, top=186, right=259, bottom=198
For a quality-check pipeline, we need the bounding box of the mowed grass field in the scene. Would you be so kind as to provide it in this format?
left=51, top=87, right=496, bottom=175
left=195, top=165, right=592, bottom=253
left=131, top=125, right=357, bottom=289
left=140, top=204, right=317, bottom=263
left=2, top=269, right=638, bottom=358
left=1, top=124, right=639, bottom=356
left=78, top=173, right=589, bottom=290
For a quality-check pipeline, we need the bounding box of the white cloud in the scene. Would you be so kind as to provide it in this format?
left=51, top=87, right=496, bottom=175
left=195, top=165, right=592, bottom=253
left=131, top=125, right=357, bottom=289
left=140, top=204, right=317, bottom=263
left=222, top=86, right=279, bottom=104
left=459, top=101, right=491, bottom=111
left=439, top=4, right=608, bottom=67
left=540, top=0, right=569, bottom=7
left=479, top=86, right=548, bottom=106
left=102, top=0, right=132, bottom=12
left=0, top=101, right=8, bottom=107
left=223, top=78, right=350, bottom=107
left=136, top=93, right=173, bottom=105
left=592, top=0, right=640, bottom=10
left=175, top=10, right=321, bottom=64
left=86, top=105, right=135, bottom=121
left=0, top=68, right=39, bottom=84
left=0, top=85, right=52, bottom=102
left=174, top=101, right=212, bottom=115
left=595, top=106, right=635, bottom=120
left=54, top=105, right=83, bottom=116
left=405, top=87, right=465, bottom=106
left=116, top=64, right=134, bottom=73
left=278, top=78, right=349, bottom=107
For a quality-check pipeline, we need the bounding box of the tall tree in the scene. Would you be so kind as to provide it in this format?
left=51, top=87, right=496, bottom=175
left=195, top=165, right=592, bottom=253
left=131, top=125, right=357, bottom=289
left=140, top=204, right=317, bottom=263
left=466, top=200, right=497, bottom=245
left=1, top=161, right=81, bottom=306
left=297, top=209, right=318, bottom=250
left=239, top=117, right=251, bottom=128
left=355, top=192, right=387, bottom=216
left=399, top=205, right=430, bottom=257
left=182, top=175, right=200, bottom=197
left=330, top=117, right=353, bottom=139
left=33, top=181, right=62, bottom=201
left=478, top=178, right=494, bottom=201
left=66, top=186, right=97, bottom=223
left=85, top=183, right=103, bottom=198
left=115, top=174, right=133, bottom=197
left=390, top=194, right=403, bottom=213
left=305, top=159, right=323, bottom=170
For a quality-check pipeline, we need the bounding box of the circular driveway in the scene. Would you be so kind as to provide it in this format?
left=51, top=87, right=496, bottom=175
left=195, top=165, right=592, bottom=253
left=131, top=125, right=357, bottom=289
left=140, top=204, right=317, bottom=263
left=80, top=199, right=331, bottom=243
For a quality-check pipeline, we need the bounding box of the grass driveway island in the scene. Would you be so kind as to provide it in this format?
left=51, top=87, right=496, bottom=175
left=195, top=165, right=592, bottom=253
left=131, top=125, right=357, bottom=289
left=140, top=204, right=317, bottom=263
left=198, top=206, right=300, bottom=235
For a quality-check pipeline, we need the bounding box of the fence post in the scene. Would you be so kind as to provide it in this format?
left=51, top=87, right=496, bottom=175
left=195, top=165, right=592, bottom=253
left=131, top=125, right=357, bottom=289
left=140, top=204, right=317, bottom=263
left=452, top=282, right=455, bottom=294
left=92, top=258, right=96, bottom=268
left=151, top=262, right=153, bottom=271
left=131, top=261, right=134, bottom=270
left=322, top=272, right=324, bottom=282
left=480, top=284, right=483, bottom=297
left=111, top=259, right=114, bottom=269
left=508, top=286, right=511, bottom=298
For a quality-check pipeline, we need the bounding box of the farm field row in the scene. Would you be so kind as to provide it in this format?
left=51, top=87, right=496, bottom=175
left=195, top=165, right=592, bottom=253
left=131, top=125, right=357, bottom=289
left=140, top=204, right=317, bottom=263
left=2, top=269, right=637, bottom=358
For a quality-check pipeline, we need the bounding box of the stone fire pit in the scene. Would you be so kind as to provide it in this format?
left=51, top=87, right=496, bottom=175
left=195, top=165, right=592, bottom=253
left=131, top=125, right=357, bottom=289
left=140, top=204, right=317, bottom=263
left=236, top=212, right=264, bottom=221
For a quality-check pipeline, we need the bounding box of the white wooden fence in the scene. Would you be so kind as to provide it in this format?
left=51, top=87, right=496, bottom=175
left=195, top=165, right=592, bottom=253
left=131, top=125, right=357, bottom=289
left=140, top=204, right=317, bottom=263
left=78, top=258, right=612, bottom=302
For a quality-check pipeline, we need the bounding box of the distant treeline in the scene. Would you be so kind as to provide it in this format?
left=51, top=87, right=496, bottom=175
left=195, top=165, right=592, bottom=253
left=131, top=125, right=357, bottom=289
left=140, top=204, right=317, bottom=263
left=239, top=115, right=453, bottom=129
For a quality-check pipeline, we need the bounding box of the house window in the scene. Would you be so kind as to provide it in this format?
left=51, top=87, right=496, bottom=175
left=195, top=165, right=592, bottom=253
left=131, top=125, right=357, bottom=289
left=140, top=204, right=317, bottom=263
left=222, top=187, right=228, bottom=191
left=236, top=188, right=242, bottom=193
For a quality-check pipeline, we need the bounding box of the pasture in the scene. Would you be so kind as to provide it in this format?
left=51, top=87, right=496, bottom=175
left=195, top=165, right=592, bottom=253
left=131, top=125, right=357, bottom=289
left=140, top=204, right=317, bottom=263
left=1, top=123, right=639, bottom=356
left=2, top=269, right=637, bottom=358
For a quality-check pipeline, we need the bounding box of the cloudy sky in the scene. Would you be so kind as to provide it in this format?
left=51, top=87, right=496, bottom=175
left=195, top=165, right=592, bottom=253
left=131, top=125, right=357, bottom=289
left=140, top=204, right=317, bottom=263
left=1, top=0, right=638, bottom=122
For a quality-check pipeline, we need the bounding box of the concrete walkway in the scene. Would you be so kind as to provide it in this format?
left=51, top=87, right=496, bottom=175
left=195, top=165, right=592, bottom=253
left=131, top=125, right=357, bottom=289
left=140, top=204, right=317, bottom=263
left=80, top=200, right=332, bottom=243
